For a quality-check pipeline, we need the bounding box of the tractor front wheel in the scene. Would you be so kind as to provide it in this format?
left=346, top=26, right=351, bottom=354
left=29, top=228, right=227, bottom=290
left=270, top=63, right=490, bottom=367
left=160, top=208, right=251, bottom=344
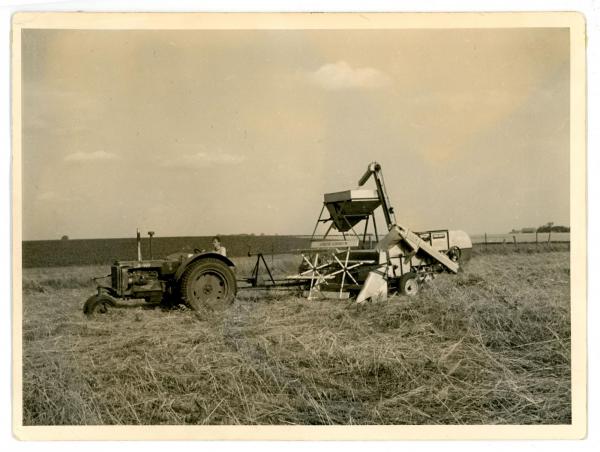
left=179, top=258, right=236, bottom=311
left=83, top=294, right=117, bottom=316
left=399, top=272, right=419, bottom=297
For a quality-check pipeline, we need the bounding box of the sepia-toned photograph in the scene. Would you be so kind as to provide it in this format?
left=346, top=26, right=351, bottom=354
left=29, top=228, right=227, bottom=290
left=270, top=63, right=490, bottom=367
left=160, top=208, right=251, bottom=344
left=12, top=12, right=586, bottom=440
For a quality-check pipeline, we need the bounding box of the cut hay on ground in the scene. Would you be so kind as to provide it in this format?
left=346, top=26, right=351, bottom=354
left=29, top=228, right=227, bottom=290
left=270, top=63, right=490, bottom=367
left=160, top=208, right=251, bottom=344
left=22, top=252, right=570, bottom=425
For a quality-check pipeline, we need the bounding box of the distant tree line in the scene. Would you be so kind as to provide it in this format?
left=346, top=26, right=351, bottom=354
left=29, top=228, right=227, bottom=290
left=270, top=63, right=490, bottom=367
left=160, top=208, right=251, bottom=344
left=509, top=222, right=570, bottom=234
left=536, top=223, right=570, bottom=233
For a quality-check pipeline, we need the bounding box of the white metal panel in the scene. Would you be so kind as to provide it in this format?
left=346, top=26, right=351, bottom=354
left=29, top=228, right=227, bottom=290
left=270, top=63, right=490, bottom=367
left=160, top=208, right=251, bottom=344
left=449, top=230, right=473, bottom=249
left=323, top=189, right=379, bottom=203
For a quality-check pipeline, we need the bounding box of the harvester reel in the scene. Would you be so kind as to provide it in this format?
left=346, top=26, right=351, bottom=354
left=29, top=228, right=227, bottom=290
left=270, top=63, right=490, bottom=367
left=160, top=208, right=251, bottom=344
left=299, top=253, right=329, bottom=295
left=179, top=258, right=236, bottom=311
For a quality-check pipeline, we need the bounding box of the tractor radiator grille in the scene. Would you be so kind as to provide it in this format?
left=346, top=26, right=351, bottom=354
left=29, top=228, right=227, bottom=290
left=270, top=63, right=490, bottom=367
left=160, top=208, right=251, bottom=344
left=111, top=265, right=119, bottom=290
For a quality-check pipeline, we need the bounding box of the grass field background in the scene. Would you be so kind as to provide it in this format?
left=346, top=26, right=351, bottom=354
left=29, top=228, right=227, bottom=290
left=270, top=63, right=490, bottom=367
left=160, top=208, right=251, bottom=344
left=21, top=232, right=570, bottom=268
left=22, top=248, right=571, bottom=425
left=21, top=235, right=311, bottom=268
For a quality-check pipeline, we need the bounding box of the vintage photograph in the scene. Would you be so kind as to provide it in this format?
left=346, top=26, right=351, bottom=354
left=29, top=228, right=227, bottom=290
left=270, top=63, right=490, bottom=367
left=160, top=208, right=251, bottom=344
left=12, top=12, right=586, bottom=439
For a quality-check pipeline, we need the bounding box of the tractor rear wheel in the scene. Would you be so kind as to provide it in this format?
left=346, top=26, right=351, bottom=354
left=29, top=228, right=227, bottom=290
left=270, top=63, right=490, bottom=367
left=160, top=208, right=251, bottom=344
left=83, top=294, right=117, bottom=316
left=179, top=258, right=236, bottom=311
left=399, top=272, right=419, bottom=297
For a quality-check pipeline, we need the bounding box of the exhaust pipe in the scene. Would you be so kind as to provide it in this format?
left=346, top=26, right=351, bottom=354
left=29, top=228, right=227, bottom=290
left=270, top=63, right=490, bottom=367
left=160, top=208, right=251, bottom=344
left=148, top=231, right=155, bottom=260
left=137, top=228, right=142, bottom=261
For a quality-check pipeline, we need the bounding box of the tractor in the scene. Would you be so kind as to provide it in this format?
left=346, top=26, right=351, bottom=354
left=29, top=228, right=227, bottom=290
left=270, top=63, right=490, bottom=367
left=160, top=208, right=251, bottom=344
left=83, top=231, right=236, bottom=316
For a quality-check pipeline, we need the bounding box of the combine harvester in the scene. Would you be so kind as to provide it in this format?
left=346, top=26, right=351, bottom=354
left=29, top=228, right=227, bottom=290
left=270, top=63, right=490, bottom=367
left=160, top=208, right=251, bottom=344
left=285, top=162, right=472, bottom=302
left=83, top=162, right=471, bottom=315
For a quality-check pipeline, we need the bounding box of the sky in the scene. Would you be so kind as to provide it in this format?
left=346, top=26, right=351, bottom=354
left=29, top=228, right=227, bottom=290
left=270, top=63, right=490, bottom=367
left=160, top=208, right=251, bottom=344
left=21, top=27, right=570, bottom=240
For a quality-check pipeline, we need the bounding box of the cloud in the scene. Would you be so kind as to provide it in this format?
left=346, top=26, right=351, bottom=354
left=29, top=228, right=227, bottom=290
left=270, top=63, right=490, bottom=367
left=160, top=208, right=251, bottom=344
left=308, top=61, right=392, bottom=90
left=64, top=150, right=119, bottom=162
left=161, top=151, right=246, bottom=169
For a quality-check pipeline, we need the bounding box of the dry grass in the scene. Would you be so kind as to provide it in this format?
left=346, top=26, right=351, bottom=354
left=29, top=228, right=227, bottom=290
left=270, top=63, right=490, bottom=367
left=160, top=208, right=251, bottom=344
left=22, top=251, right=571, bottom=425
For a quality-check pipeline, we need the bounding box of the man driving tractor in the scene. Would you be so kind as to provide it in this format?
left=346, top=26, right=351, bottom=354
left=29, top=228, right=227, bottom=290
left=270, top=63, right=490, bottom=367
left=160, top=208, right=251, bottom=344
left=212, top=236, right=227, bottom=256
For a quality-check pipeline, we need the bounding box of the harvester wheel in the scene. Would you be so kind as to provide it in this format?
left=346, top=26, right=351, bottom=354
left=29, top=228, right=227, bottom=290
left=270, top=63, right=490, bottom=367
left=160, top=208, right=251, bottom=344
left=447, top=246, right=462, bottom=262
left=83, top=294, right=116, bottom=316
left=399, top=272, right=419, bottom=297
left=179, top=258, right=236, bottom=311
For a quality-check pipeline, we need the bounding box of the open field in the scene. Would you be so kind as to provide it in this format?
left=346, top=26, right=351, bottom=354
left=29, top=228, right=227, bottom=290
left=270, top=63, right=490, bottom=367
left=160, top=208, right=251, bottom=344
left=21, top=235, right=312, bottom=268
left=21, top=250, right=571, bottom=425
left=22, top=233, right=569, bottom=268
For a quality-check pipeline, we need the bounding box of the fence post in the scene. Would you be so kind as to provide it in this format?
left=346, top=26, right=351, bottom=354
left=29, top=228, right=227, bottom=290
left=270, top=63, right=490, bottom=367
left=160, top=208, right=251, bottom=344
left=513, top=235, right=518, bottom=250
left=536, top=231, right=539, bottom=246
left=484, top=232, right=488, bottom=251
